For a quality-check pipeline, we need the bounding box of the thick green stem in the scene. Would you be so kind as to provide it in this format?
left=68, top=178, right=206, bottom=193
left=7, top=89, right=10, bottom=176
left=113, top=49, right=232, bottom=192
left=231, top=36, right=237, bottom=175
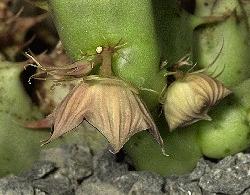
left=191, top=0, right=250, bottom=158
left=193, top=0, right=250, bottom=86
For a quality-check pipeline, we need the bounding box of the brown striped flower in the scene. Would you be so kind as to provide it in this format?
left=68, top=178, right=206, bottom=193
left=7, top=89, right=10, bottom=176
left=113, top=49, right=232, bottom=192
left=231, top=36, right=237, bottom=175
left=163, top=73, right=231, bottom=131
left=28, top=76, right=164, bottom=153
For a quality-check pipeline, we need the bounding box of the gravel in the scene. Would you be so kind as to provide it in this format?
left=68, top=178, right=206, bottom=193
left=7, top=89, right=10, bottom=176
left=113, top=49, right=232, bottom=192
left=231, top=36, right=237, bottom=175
left=1, top=144, right=250, bottom=195
left=199, top=153, right=250, bottom=194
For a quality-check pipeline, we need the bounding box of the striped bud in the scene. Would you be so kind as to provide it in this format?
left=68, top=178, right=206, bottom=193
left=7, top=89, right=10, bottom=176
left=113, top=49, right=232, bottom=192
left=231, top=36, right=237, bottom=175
left=163, top=73, right=231, bottom=131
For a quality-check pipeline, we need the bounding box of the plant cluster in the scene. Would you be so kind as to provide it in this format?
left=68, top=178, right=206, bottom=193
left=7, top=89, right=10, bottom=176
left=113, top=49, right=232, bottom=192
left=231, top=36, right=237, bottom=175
left=0, top=0, right=250, bottom=176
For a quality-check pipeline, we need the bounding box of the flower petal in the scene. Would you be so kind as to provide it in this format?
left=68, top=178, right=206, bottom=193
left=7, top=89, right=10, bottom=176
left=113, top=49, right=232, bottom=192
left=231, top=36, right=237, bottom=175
left=42, top=82, right=91, bottom=144
left=85, top=78, right=163, bottom=153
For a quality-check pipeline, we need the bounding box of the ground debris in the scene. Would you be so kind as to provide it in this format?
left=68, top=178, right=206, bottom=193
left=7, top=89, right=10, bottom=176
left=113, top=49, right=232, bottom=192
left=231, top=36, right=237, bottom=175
left=1, top=145, right=250, bottom=194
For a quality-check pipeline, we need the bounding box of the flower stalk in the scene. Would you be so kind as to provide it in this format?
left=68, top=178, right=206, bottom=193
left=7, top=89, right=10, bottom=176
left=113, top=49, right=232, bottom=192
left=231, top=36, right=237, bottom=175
left=99, top=47, right=113, bottom=77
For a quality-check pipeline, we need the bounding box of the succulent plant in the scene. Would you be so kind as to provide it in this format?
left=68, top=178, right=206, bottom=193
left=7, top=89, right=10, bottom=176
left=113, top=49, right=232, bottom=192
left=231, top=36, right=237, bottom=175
left=1, top=0, right=250, bottom=177
left=42, top=0, right=250, bottom=175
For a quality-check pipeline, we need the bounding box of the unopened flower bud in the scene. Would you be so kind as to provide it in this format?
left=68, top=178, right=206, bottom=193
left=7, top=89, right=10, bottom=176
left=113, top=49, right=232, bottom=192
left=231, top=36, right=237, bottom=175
left=163, top=73, right=231, bottom=131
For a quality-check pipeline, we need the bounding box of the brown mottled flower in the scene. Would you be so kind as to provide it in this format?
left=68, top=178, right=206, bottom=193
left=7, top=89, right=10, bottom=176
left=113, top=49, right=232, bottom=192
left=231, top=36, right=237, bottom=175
left=163, top=73, right=232, bottom=131
left=28, top=77, right=164, bottom=153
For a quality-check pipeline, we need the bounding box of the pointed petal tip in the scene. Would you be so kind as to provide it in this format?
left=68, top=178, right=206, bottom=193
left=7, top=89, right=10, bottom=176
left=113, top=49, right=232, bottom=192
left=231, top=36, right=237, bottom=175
left=109, top=144, right=123, bottom=154
left=161, top=148, right=169, bottom=157
left=203, top=114, right=212, bottom=121
left=226, top=88, right=233, bottom=96
left=168, top=123, right=177, bottom=132
left=40, top=138, right=50, bottom=147
left=40, top=142, right=46, bottom=147
left=108, top=149, right=117, bottom=154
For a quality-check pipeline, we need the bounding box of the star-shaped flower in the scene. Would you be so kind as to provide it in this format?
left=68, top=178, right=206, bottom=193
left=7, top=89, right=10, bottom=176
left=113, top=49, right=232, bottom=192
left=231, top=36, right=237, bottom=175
left=27, top=76, right=164, bottom=153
